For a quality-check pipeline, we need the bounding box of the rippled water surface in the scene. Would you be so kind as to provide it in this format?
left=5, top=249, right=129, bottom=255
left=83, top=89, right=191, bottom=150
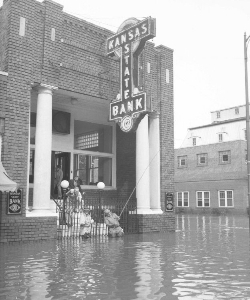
left=0, top=215, right=250, bottom=300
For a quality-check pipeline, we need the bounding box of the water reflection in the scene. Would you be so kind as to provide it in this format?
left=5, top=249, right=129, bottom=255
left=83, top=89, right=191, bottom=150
left=0, top=215, right=249, bottom=299
left=134, top=242, right=165, bottom=299
left=173, top=215, right=250, bottom=299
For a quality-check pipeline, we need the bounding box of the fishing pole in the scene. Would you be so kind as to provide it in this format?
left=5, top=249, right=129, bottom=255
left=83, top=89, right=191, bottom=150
left=119, top=149, right=160, bottom=217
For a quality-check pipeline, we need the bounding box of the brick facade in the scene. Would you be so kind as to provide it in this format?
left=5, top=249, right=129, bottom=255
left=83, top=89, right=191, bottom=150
left=175, top=140, right=248, bottom=214
left=0, top=192, right=57, bottom=242
left=0, top=0, right=175, bottom=242
left=137, top=213, right=175, bottom=233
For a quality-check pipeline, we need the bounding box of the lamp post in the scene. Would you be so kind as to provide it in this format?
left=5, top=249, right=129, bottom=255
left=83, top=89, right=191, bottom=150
left=244, top=32, right=250, bottom=228
left=97, top=181, right=105, bottom=222
left=61, top=180, right=69, bottom=225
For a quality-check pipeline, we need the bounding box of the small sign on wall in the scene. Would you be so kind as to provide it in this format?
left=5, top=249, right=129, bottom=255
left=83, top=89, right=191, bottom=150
left=165, top=192, right=174, bottom=212
left=7, top=189, right=22, bottom=214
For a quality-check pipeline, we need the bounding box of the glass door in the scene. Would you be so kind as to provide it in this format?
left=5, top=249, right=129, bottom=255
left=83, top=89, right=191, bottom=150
left=51, top=151, right=70, bottom=196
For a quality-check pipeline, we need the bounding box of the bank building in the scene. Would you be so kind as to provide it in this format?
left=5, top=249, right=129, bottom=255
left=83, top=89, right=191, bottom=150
left=0, top=0, right=174, bottom=242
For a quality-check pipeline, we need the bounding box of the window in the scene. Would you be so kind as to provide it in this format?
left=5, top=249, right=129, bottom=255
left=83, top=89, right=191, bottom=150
left=177, top=192, right=189, bottom=207
left=74, top=120, right=114, bottom=187
left=29, top=116, right=115, bottom=187
left=196, top=191, right=210, bottom=207
left=218, top=133, right=223, bottom=142
left=147, top=62, right=150, bottom=73
left=74, top=120, right=112, bottom=153
left=30, top=112, right=36, bottom=144
left=166, top=69, right=169, bottom=83
left=235, top=107, right=239, bottom=115
left=75, top=131, right=99, bottom=150
left=217, top=111, right=220, bottom=118
left=223, top=154, right=228, bottom=162
left=178, top=155, right=187, bottom=168
left=197, top=153, right=208, bottom=166
left=193, top=138, right=196, bottom=146
left=74, top=154, right=112, bottom=186
left=29, top=149, right=35, bottom=183
left=219, top=150, right=231, bottom=164
left=219, top=190, right=234, bottom=207
left=245, top=129, right=247, bottom=140
left=19, top=17, right=25, bottom=37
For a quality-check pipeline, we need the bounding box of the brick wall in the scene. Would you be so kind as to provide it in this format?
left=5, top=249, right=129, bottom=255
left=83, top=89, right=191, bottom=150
left=0, top=0, right=175, bottom=240
left=175, top=140, right=247, bottom=182
left=155, top=46, right=174, bottom=213
left=0, top=0, right=41, bottom=214
left=141, top=43, right=175, bottom=218
left=0, top=0, right=9, bottom=71
left=59, top=10, right=119, bottom=99
left=175, top=140, right=248, bottom=213
left=175, top=179, right=248, bottom=213
left=138, top=213, right=175, bottom=233
left=0, top=192, right=57, bottom=243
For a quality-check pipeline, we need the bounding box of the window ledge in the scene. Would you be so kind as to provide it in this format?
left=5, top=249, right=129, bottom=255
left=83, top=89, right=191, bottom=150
left=218, top=206, right=234, bottom=208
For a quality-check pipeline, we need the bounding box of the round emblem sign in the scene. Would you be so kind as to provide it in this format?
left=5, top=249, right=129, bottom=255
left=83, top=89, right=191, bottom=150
left=166, top=203, right=173, bottom=211
left=120, top=116, right=133, bottom=132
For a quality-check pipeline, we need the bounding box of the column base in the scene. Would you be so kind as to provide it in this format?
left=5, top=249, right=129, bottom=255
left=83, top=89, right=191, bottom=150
left=26, top=209, right=58, bottom=217
left=137, top=208, right=157, bottom=214
left=150, top=209, right=163, bottom=214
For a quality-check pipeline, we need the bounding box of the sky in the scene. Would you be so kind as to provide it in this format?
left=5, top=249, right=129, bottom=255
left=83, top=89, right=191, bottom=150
left=1, top=0, right=250, bottom=148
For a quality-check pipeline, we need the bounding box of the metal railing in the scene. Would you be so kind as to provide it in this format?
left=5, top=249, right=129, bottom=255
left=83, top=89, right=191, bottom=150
left=51, top=192, right=138, bottom=238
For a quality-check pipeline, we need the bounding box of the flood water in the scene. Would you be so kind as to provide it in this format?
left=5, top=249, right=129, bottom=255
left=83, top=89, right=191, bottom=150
left=0, top=214, right=250, bottom=300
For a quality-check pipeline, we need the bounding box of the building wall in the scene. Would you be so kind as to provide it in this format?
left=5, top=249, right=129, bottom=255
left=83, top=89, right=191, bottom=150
left=0, top=192, right=57, bottom=242
left=0, top=0, right=175, bottom=242
left=181, top=119, right=246, bottom=148
left=175, top=140, right=248, bottom=213
left=156, top=46, right=175, bottom=210
left=175, top=179, right=247, bottom=213
left=0, top=0, right=9, bottom=72
left=0, top=0, right=43, bottom=216
left=211, top=104, right=247, bottom=123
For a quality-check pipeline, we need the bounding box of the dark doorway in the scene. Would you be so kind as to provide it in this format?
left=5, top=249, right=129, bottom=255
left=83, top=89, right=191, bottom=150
left=51, top=151, right=70, bottom=196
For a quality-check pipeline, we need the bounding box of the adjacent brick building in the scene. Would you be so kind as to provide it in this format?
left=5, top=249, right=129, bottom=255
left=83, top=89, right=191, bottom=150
left=175, top=105, right=249, bottom=214
left=0, top=0, right=174, bottom=242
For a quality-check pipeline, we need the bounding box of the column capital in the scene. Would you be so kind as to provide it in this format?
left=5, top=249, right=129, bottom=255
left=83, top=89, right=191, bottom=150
left=38, top=83, right=58, bottom=94
left=40, top=83, right=58, bottom=90
left=149, top=110, right=160, bottom=119
left=32, top=83, right=58, bottom=95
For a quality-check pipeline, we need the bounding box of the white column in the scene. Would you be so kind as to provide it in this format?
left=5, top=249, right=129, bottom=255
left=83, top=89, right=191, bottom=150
left=32, top=85, right=56, bottom=214
left=149, top=111, right=162, bottom=214
left=136, top=114, right=152, bottom=214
